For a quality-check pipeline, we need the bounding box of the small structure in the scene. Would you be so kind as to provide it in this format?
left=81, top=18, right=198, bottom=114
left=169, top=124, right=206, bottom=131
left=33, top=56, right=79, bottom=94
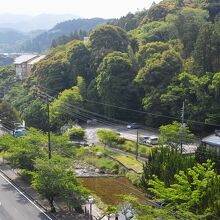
left=202, top=132, right=220, bottom=152
left=14, top=54, right=46, bottom=79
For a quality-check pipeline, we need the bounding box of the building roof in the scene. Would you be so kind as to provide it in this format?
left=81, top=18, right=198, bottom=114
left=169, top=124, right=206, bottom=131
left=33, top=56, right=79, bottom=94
left=202, top=134, right=220, bottom=147
left=14, top=55, right=38, bottom=64
left=28, top=55, right=46, bottom=65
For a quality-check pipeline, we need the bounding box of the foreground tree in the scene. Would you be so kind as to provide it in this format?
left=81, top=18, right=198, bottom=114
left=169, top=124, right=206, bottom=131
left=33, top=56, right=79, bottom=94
left=0, top=129, right=47, bottom=170
left=149, top=160, right=220, bottom=218
left=32, top=155, right=88, bottom=212
left=141, top=147, right=194, bottom=189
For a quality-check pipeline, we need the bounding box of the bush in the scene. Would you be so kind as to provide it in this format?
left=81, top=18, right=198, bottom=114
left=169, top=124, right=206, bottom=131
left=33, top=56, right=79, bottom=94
left=66, top=128, right=85, bottom=140
left=18, top=169, right=32, bottom=184
left=97, top=129, right=118, bottom=145
left=114, top=136, right=126, bottom=145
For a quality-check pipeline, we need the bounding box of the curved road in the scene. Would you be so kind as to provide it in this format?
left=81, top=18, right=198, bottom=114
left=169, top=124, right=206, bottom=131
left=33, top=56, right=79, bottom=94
left=0, top=172, right=53, bottom=220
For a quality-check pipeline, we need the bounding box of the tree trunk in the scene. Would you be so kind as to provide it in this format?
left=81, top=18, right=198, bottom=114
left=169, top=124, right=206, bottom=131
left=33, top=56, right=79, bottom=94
left=49, top=199, right=56, bottom=213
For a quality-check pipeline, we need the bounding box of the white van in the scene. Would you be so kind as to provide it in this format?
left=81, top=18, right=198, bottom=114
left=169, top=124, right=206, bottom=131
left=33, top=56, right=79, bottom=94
left=146, top=136, right=158, bottom=145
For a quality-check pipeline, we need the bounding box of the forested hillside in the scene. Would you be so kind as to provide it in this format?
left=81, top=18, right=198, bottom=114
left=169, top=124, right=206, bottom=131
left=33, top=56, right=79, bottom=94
left=1, top=0, right=220, bottom=133
left=21, top=18, right=111, bottom=52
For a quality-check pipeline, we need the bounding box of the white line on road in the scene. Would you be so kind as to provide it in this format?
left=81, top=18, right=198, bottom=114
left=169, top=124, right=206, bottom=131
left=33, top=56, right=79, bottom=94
left=0, top=170, right=53, bottom=220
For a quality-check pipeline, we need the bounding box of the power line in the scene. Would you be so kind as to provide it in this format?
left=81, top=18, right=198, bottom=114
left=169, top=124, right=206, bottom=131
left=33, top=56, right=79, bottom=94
left=36, top=85, right=220, bottom=128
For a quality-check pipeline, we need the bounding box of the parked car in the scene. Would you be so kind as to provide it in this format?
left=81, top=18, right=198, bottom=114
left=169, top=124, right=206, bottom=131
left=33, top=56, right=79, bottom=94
left=13, top=129, right=26, bottom=138
left=127, top=123, right=140, bottom=129
left=146, top=136, right=159, bottom=145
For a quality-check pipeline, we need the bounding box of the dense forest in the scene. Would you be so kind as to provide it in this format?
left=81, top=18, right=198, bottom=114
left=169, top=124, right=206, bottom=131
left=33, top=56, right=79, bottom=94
left=1, top=0, right=220, bottom=134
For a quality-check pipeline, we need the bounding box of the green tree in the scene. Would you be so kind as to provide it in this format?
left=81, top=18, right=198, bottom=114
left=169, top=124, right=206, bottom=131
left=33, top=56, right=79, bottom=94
left=193, top=23, right=217, bottom=73
left=172, top=8, right=208, bottom=57
left=32, top=155, right=88, bottom=212
left=141, top=147, right=194, bottom=189
left=195, top=145, right=220, bottom=174
left=149, top=160, right=220, bottom=218
left=89, top=25, right=130, bottom=71
left=159, top=121, right=194, bottom=153
left=136, top=41, right=170, bottom=69
left=0, top=100, right=20, bottom=129
left=131, top=21, right=177, bottom=44
left=32, top=52, right=70, bottom=96
left=50, top=77, right=84, bottom=128
left=66, top=40, right=91, bottom=83
left=136, top=49, right=182, bottom=92
left=0, top=128, right=47, bottom=170
left=22, top=99, right=47, bottom=131
left=160, top=72, right=213, bottom=132
left=135, top=49, right=182, bottom=126
left=96, top=52, right=136, bottom=118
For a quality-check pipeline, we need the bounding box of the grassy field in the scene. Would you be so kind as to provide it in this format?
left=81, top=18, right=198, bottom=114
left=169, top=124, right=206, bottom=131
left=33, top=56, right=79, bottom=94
left=78, top=176, right=146, bottom=205
left=114, top=155, right=143, bottom=173
left=114, top=140, right=157, bottom=157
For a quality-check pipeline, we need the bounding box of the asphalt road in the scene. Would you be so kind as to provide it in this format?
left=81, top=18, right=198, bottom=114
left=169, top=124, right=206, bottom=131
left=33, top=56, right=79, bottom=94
left=85, top=123, right=198, bottom=153
left=0, top=172, right=52, bottom=220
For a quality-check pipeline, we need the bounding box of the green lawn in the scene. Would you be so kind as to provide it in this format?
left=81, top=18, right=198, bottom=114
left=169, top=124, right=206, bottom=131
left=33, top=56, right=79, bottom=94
left=114, top=155, right=143, bottom=173
left=116, top=140, right=157, bottom=157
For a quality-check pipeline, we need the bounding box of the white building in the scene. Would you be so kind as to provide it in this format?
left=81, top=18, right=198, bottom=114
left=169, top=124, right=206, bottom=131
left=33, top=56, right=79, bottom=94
left=14, top=54, right=46, bottom=80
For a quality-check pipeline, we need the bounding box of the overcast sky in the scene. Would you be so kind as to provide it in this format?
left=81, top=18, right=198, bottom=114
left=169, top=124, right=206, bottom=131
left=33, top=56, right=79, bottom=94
left=0, top=0, right=162, bottom=18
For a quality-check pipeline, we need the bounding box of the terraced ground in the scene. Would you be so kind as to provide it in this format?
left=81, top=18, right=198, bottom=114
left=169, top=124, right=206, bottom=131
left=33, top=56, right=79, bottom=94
left=78, top=176, right=146, bottom=205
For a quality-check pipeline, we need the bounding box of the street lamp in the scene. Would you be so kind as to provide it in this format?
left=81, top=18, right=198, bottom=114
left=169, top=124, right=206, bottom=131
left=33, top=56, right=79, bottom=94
left=88, top=196, right=95, bottom=220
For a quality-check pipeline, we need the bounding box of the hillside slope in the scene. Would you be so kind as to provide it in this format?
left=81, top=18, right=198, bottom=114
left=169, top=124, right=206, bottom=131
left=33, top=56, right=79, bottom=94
left=1, top=0, right=220, bottom=133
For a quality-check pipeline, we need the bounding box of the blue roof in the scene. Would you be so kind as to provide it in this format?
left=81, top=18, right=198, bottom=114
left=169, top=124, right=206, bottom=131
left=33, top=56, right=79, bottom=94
left=202, top=134, right=220, bottom=147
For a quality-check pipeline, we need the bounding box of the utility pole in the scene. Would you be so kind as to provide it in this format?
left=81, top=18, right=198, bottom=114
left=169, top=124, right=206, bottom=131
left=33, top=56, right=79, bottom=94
left=180, top=101, right=185, bottom=154
left=34, top=87, right=51, bottom=159
left=136, top=129, right=139, bottom=160
left=47, top=96, right=51, bottom=159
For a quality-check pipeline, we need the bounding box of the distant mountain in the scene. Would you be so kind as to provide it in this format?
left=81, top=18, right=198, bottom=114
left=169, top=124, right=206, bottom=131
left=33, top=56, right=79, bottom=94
left=21, top=18, right=111, bottom=53
left=0, top=28, right=25, bottom=44
left=0, top=13, right=79, bottom=32
left=0, top=28, right=26, bottom=53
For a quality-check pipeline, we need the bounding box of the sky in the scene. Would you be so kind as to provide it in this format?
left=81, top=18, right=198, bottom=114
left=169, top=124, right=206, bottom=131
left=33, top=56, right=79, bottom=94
left=0, top=0, right=162, bottom=18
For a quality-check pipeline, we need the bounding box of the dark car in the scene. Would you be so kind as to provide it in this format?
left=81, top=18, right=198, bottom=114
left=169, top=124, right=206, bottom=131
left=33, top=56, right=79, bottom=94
left=127, top=123, right=140, bottom=129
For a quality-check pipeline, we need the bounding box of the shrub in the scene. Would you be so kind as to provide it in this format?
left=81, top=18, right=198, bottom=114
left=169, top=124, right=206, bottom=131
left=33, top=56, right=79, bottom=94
left=114, top=136, right=126, bottom=145
left=66, top=128, right=85, bottom=140
left=97, top=129, right=118, bottom=145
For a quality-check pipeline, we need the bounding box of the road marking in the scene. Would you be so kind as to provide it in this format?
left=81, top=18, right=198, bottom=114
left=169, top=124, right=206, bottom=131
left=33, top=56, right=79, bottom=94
left=0, top=171, right=53, bottom=220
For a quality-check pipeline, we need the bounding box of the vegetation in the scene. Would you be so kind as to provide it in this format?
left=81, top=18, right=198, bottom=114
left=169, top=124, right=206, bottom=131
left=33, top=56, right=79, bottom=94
left=159, top=121, right=195, bottom=153
left=97, top=129, right=154, bottom=157
left=1, top=0, right=220, bottom=218
left=32, top=155, right=88, bottom=212
left=114, top=155, right=143, bottom=174
left=0, top=0, right=220, bottom=133
left=65, top=127, right=85, bottom=140
left=141, top=147, right=195, bottom=190
left=79, top=177, right=146, bottom=206
left=195, top=144, right=220, bottom=173
left=149, top=160, right=220, bottom=219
